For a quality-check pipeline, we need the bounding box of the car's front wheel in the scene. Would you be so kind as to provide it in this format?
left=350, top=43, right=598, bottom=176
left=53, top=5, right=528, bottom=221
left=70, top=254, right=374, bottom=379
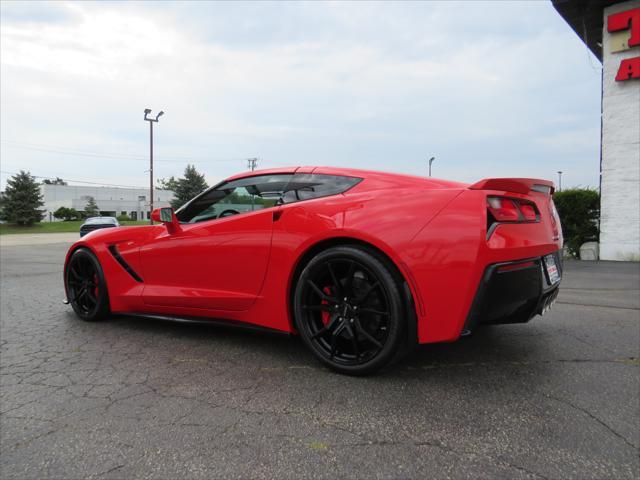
left=65, top=248, right=110, bottom=321
left=294, top=246, right=406, bottom=375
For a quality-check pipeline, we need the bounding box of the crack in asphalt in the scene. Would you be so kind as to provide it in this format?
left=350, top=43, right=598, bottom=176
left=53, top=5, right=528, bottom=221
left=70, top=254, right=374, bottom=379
left=556, top=301, right=640, bottom=311
left=349, top=439, right=551, bottom=480
left=95, top=463, right=124, bottom=478
left=560, top=288, right=639, bottom=291
left=540, top=392, right=639, bottom=451
left=403, top=358, right=639, bottom=370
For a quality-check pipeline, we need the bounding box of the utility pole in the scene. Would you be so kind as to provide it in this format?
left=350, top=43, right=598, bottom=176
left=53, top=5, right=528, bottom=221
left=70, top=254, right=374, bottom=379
left=557, top=171, right=563, bottom=192
left=144, top=108, right=164, bottom=224
left=428, top=157, right=435, bottom=177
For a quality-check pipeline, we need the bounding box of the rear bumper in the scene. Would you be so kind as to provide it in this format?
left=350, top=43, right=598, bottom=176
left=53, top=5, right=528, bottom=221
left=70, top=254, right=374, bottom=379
left=464, top=251, right=562, bottom=329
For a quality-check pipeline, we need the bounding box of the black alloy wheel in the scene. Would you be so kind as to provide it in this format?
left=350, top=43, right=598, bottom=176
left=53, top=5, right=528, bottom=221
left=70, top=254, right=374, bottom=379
left=294, top=246, right=406, bottom=375
left=65, top=248, right=110, bottom=321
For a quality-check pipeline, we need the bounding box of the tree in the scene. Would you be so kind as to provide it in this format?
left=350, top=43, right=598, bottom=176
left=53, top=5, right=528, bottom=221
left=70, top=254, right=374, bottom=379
left=553, top=188, right=600, bottom=258
left=157, top=176, right=179, bottom=191
left=0, top=170, right=45, bottom=225
left=53, top=206, right=81, bottom=221
left=83, top=197, right=100, bottom=218
left=170, top=164, right=208, bottom=210
left=42, top=177, right=67, bottom=185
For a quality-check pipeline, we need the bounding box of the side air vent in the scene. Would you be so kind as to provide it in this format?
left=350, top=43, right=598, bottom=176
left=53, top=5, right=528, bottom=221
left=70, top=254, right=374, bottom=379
left=108, top=245, right=144, bottom=282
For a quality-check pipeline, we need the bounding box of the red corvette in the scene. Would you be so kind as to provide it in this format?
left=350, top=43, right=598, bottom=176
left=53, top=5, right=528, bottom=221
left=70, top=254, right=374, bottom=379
left=64, top=167, right=563, bottom=374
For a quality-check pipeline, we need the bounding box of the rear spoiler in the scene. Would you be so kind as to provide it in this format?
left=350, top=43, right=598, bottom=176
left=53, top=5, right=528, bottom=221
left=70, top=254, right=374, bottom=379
left=468, top=178, right=555, bottom=195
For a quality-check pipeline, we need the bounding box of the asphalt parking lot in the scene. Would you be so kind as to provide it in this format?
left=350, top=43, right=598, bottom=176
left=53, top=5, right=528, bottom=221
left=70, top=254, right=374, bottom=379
left=1, top=240, right=638, bottom=479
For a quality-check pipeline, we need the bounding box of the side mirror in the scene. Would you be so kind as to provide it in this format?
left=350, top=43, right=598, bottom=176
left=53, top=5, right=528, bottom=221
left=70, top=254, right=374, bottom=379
left=151, top=207, right=181, bottom=234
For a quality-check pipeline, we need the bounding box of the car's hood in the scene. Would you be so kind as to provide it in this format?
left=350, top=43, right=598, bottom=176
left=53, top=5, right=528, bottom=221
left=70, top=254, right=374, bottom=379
left=78, top=224, right=163, bottom=244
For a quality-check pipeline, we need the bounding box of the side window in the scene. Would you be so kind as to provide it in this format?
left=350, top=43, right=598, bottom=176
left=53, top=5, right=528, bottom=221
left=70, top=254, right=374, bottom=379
left=176, top=174, right=293, bottom=223
left=281, top=174, right=362, bottom=204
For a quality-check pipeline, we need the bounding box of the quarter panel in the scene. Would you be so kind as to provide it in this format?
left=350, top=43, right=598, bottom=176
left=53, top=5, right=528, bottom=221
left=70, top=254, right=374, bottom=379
left=402, top=191, right=485, bottom=343
left=403, top=189, right=564, bottom=344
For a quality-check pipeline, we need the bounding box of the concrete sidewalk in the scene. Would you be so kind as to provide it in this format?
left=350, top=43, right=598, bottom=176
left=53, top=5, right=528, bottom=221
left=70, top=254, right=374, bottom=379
left=0, top=232, right=79, bottom=247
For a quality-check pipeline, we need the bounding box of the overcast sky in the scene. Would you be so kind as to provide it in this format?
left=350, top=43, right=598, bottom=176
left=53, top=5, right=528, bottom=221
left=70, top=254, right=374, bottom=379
left=1, top=0, right=601, bottom=191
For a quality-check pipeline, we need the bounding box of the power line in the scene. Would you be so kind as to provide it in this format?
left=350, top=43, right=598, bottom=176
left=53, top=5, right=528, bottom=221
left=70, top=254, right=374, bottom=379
left=0, top=170, right=148, bottom=189
left=2, top=141, right=147, bottom=159
left=1, top=141, right=247, bottom=163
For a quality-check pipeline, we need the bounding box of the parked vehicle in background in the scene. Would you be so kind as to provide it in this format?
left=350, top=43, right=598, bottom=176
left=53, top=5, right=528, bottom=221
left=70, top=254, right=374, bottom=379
left=79, top=217, right=120, bottom=237
left=64, top=167, right=563, bottom=375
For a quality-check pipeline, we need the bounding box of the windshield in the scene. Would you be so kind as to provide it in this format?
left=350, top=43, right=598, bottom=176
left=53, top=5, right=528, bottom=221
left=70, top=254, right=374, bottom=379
left=85, top=217, right=115, bottom=224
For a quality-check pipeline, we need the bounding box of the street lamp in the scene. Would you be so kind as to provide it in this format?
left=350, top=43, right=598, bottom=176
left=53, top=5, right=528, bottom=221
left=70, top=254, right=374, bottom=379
left=428, top=157, right=435, bottom=177
left=247, top=158, right=258, bottom=211
left=557, top=171, right=563, bottom=192
left=144, top=109, right=164, bottom=224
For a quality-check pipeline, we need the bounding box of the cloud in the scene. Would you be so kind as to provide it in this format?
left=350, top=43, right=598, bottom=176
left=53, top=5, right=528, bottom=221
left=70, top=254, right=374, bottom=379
left=1, top=1, right=601, bottom=190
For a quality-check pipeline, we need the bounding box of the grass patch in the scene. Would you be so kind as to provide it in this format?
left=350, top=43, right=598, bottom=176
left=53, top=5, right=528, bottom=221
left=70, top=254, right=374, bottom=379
left=0, top=220, right=149, bottom=235
left=308, top=441, right=328, bottom=451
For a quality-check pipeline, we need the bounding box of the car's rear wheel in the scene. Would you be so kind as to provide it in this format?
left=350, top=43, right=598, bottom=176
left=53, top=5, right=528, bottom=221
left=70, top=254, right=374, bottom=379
left=65, top=248, right=110, bottom=321
left=294, top=246, right=406, bottom=375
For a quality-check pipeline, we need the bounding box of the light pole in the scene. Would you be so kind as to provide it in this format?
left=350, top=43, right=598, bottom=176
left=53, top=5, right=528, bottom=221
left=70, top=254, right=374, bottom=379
left=557, top=171, right=563, bottom=192
left=428, top=157, right=435, bottom=177
left=144, top=108, right=164, bottom=224
left=247, top=158, right=258, bottom=211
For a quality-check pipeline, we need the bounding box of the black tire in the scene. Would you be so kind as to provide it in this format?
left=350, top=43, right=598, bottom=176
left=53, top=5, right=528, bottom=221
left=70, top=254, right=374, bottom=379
left=293, top=246, right=406, bottom=375
left=65, top=248, right=110, bottom=322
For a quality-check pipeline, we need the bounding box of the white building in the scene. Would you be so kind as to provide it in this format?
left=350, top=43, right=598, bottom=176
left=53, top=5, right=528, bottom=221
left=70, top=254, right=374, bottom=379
left=41, top=184, right=174, bottom=221
left=554, top=0, right=640, bottom=261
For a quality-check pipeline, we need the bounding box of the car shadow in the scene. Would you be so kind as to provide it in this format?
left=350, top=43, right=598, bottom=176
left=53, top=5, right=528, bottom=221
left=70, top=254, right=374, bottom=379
left=402, top=327, right=541, bottom=367
left=78, top=313, right=548, bottom=378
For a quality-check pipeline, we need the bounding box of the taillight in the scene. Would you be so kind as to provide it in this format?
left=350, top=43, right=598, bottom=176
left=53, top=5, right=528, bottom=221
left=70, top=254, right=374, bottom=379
left=487, top=196, right=539, bottom=233
left=549, top=199, right=559, bottom=226
left=519, top=204, right=537, bottom=221
left=487, top=197, right=520, bottom=221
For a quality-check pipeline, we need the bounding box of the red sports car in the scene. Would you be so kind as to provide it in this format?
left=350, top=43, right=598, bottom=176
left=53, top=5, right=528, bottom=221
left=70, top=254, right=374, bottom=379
left=64, top=167, right=563, bottom=374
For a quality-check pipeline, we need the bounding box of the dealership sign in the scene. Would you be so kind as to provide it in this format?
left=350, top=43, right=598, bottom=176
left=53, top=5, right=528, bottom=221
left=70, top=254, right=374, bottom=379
left=607, top=7, right=640, bottom=81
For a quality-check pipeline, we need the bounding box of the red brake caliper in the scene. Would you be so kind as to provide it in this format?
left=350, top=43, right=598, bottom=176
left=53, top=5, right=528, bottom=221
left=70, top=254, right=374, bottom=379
left=321, top=286, right=332, bottom=325
left=93, top=273, right=99, bottom=299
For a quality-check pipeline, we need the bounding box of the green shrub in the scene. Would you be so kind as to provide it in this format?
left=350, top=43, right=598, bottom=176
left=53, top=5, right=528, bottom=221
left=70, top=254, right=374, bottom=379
left=53, top=206, right=82, bottom=221
left=116, top=214, right=131, bottom=222
left=553, top=188, right=600, bottom=258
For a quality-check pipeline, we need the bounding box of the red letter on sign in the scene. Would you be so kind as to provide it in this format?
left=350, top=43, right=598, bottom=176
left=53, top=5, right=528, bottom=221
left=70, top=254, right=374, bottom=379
left=607, top=8, right=640, bottom=47
left=615, top=57, right=640, bottom=81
